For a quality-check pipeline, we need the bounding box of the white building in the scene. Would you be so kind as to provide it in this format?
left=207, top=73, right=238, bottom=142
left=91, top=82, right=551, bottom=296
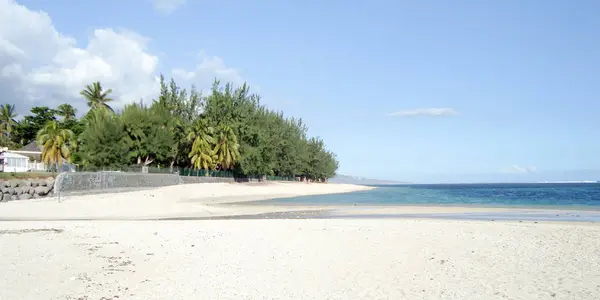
left=0, top=142, right=76, bottom=173
left=0, top=151, right=30, bottom=173
left=12, top=141, right=47, bottom=171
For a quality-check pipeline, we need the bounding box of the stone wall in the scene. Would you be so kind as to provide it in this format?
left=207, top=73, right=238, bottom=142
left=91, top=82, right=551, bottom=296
left=0, top=177, right=55, bottom=201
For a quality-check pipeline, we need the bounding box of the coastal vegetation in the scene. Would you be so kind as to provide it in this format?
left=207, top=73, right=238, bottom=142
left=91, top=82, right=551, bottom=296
left=0, top=76, right=338, bottom=181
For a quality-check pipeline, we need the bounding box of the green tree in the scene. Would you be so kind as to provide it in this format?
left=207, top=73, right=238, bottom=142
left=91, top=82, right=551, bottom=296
left=187, top=119, right=216, bottom=175
left=36, top=120, right=75, bottom=171
left=80, top=82, right=114, bottom=112
left=121, top=103, right=173, bottom=166
left=0, top=104, right=18, bottom=136
left=152, top=75, right=201, bottom=169
left=10, top=106, right=57, bottom=145
left=0, top=77, right=341, bottom=180
left=56, top=103, right=77, bottom=121
left=213, top=125, right=240, bottom=170
left=76, top=109, right=129, bottom=169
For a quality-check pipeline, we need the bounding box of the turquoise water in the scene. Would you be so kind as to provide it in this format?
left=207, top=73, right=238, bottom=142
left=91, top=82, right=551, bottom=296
left=263, top=183, right=600, bottom=208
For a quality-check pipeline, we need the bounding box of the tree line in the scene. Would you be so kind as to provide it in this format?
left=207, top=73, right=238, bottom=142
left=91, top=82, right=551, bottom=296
left=0, top=77, right=339, bottom=181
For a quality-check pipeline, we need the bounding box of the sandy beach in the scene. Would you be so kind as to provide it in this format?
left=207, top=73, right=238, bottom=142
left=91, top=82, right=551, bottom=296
left=1, top=182, right=600, bottom=299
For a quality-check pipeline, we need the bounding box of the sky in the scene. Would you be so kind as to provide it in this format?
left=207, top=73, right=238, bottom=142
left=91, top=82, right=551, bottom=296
left=2, top=0, right=600, bottom=183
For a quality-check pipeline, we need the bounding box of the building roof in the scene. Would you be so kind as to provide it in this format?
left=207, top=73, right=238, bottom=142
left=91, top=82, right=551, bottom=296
left=19, top=141, right=42, bottom=152
left=2, top=152, right=29, bottom=159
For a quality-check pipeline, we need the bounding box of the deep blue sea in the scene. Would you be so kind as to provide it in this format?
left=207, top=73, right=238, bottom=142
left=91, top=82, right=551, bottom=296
left=264, top=183, right=600, bottom=208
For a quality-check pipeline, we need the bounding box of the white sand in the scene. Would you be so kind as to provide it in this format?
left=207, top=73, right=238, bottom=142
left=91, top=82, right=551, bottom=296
left=1, top=183, right=599, bottom=299
left=1, top=219, right=599, bottom=300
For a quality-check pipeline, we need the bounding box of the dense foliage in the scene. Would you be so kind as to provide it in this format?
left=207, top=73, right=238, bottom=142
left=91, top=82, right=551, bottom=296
left=0, top=77, right=339, bottom=181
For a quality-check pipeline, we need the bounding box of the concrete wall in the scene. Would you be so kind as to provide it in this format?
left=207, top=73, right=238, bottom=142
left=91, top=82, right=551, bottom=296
left=54, top=172, right=245, bottom=197
left=55, top=172, right=183, bottom=196
left=3, top=171, right=278, bottom=201
left=179, top=176, right=235, bottom=184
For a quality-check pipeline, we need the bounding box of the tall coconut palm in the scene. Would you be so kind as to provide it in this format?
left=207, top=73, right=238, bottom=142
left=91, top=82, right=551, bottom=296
left=80, top=81, right=114, bottom=112
left=37, top=121, right=76, bottom=171
left=56, top=103, right=77, bottom=121
left=0, top=104, right=18, bottom=136
left=213, top=125, right=240, bottom=170
left=187, top=119, right=216, bottom=175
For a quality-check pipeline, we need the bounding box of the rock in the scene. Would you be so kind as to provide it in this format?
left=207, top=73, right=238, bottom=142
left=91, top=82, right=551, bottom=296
left=13, top=187, right=23, bottom=195
left=28, top=187, right=35, bottom=195
left=20, top=180, right=32, bottom=187
left=9, top=180, right=19, bottom=188
left=18, top=194, right=32, bottom=200
left=46, top=179, right=55, bottom=188
left=10, top=195, right=18, bottom=201
left=0, top=193, right=4, bottom=202
left=3, top=193, right=10, bottom=200
left=5, top=187, right=15, bottom=195
left=34, top=186, right=50, bottom=196
left=33, top=194, right=41, bottom=199
left=31, top=181, right=39, bottom=187
left=39, top=180, right=48, bottom=187
left=1, top=181, right=8, bottom=188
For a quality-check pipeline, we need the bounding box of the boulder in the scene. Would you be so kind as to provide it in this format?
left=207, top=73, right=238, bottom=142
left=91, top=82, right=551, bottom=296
left=34, top=186, right=50, bottom=196
left=1, top=181, right=8, bottom=188
left=20, top=180, right=32, bottom=187
left=9, top=180, right=19, bottom=188
left=0, top=193, right=4, bottom=202
left=39, top=180, right=48, bottom=187
left=13, top=187, right=23, bottom=195
left=10, top=195, right=18, bottom=201
left=28, top=187, right=35, bottom=195
left=18, top=193, right=32, bottom=200
left=4, top=187, right=15, bottom=195
left=30, top=181, right=39, bottom=187
left=46, top=179, right=55, bottom=188
left=3, top=193, right=10, bottom=200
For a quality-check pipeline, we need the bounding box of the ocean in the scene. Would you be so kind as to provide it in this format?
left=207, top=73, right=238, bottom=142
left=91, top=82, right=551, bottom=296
left=264, top=183, right=600, bottom=208
left=254, top=183, right=600, bottom=222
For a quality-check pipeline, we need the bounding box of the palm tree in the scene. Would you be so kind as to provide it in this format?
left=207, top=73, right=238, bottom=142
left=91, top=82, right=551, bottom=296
left=37, top=121, right=76, bottom=171
left=80, top=82, right=114, bottom=112
left=213, top=125, right=240, bottom=170
left=187, top=119, right=216, bottom=176
left=0, top=104, right=18, bottom=136
left=56, top=103, right=77, bottom=121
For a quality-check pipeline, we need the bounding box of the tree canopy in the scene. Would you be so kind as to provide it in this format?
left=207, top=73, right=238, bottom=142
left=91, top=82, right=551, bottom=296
left=1, top=76, right=339, bottom=181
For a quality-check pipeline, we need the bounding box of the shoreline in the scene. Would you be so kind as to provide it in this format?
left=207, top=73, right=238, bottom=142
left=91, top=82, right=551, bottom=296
left=1, top=182, right=599, bottom=222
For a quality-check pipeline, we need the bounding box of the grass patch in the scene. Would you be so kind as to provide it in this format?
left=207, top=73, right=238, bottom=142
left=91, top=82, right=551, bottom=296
left=0, top=172, right=56, bottom=180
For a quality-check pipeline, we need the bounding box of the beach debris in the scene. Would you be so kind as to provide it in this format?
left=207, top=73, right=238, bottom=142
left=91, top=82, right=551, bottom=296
left=0, top=228, right=63, bottom=235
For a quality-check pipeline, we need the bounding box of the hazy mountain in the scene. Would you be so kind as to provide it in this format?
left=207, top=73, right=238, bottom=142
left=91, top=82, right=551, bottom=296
left=330, top=175, right=408, bottom=185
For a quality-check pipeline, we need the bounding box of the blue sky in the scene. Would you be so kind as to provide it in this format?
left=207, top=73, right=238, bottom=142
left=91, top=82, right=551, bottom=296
left=5, top=0, right=600, bottom=182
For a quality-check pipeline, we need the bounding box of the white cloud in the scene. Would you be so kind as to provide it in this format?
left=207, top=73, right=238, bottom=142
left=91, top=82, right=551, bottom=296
left=502, top=165, right=537, bottom=174
left=170, top=52, right=245, bottom=90
left=0, top=0, right=243, bottom=116
left=387, top=108, right=457, bottom=117
left=152, top=0, right=185, bottom=15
